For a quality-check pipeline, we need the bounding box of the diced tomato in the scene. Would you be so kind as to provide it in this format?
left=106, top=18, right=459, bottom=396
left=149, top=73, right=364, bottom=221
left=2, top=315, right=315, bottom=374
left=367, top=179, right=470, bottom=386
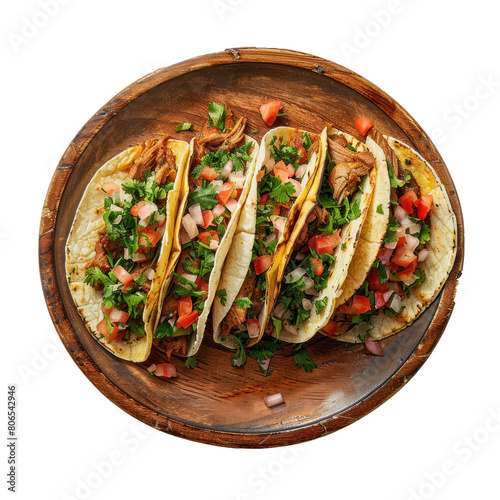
left=254, top=254, right=272, bottom=275
left=355, top=117, right=374, bottom=136
left=176, top=310, right=199, bottom=329
left=177, top=296, right=192, bottom=317
left=367, top=271, right=382, bottom=291
left=297, top=146, right=308, bottom=164
left=103, top=182, right=120, bottom=195
left=338, top=295, right=371, bottom=315
left=112, top=265, right=133, bottom=286
left=199, top=166, right=218, bottom=181
left=157, top=214, right=166, bottom=227
left=198, top=231, right=219, bottom=245
left=236, top=189, right=243, bottom=200
left=217, top=182, right=235, bottom=205
left=96, top=319, right=122, bottom=341
left=155, top=363, right=177, bottom=379
left=202, top=210, right=214, bottom=229
left=396, top=236, right=406, bottom=249
left=130, top=200, right=147, bottom=217
left=378, top=247, right=394, bottom=264
left=259, top=99, right=281, bottom=126
left=138, top=227, right=162, bottom=252
left=399, top=190, right=418, bottom=214
left=195, top=276, right=209, bottom=299
left=414, top=195, right=433, bottom=220
left=397, top=258, right=418, bottom=282
left=202, top=126, right=219, bottom=138
left=308, top=230, right=341, bottom=255
left=258, top=193, right=269, bottom=206
left=392, top=246, right=418, bottom=268
left=311, top=258, right=324, bottom=276
left=374, top=291, right=386, bottom=309
left=101, top=303, right=114, bottom=316
left=322, top=320, right=339, bottom=338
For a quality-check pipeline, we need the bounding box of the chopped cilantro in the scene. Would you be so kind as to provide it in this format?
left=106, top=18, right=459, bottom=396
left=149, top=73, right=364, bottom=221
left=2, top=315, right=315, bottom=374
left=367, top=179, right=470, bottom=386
left=188, top=183, right=219, bottom=210
left=293, top=344, right=316, bottom=373
left=175, top=122, right=192, bottom=132
left=216, top=289, right=227, bottom=306
left=235, top=297, right=252, bottom=309
left=208, top=102, right=227, bottom=131
left=315, top=296, right=328, bottom=315
left=376, top=204, right=384, bottom=215
left=185, top=357, right=198, bottom=369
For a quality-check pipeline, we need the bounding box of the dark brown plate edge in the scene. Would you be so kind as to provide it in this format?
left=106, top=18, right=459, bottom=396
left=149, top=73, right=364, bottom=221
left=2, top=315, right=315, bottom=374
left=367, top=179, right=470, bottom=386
left=38, top=47, right=464, bottom=448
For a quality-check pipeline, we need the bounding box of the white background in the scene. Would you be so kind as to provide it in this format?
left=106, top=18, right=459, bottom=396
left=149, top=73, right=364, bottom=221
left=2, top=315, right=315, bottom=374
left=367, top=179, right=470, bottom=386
left=2, top=1, right=499, bottom=499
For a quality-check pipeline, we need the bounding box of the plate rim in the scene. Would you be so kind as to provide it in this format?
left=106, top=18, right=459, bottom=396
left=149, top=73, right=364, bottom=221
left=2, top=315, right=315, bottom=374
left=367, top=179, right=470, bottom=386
left=39, top=47, right=464, bottom=448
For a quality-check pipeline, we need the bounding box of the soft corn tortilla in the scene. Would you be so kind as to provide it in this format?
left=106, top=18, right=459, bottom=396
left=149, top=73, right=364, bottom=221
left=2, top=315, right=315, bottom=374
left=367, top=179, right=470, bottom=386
left=274, top=129, right=382, bottom=343
left=156, top=135, right=260, bottom=357
left=66, top=139, right=190, bottom=362
left=212, top=127, right=327, bottom=348
left=334, top=137, right=457, bottom=342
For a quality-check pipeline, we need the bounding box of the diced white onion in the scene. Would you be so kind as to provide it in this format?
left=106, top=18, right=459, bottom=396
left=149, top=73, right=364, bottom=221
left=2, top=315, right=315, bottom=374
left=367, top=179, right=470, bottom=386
left=258, top=358, right=271, bottom=371
left=295, top=163, right=308, bottom=179
left=286, top=178, right=303, bottom=198
left=265, top=158, right=276, bottom=171
left=302, top=298, right=313, bottom=311
left=401, top=273, right=418, bottom=286
left=272, top=216, right=287, bottom=233
left=247, top=322, right=260, bottom=338
left=221, top=160, right=233, bottom=178
left=385, top=240, right=397, bottom=250
left=394, top=205, right=407, bottom=222
left=263, top=393, right=285, bottom=408
left=238, top=323, right=247, bottom=331
left=285, top=267, right=307, bottom=283
left=282, top=310, right=291, bottom=320
left=182, top=213, right=199, bottom=239
left=265, top=232, right=277, bottom=245
left=274, top=302, right=285, bottom=319
left=405, top=234, right=420, bottom=253
left=212, top=204, right=226, bottom=218
left=407, top=223, right=421, bottom=235
left=395, top=226, right=406, bottom=238
left=157, top=225, right=166, bottom=237
left=209, top=239, right=219, bottom=250
left=121, top=192, right=133, bottom=204
left=418, top=248, right=429, bottom=262
left=212, top=180, right=223, bottom=192
left=132, top=252, right=146, bottom=262
left=283, top=320, right=298, bottom=335
left=113, top=215, right=122, bottom=225
left=188, top=203, right=204, bottom=226
left=295, top=252, right=306, bottom=261
left=138, top=218, right=148, bottom=227
left=110, top=204, right=122, bottom=212
left=229, top=172, right=246, bottom=189
left=147, top=364, right=157, bottom=374
left=390, top=293, right=403, bottom=312
left=303, top=276, right=315, bottom=291
left=179, top=227, right=191, bottom=245
left=304, top=288, right=319, bottom=296
left=225, top=198, right=238, bottom=213
left=144, top=267, right=155, bottom=280
left=181, top=274, right=197, bottom=287
left=123, top=248, right=129, bottom=260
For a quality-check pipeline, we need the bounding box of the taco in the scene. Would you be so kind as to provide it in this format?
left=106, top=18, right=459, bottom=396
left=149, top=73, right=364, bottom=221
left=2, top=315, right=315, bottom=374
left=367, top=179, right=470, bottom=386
left=152, top=103, right=259, bottom=358
left=211, top=126, right=327, bottom=356
left=66, top=135, right=190, bottom=362
left=268, top=127, right=381, bottom=343
left=323, top=131, right=457, bottom=342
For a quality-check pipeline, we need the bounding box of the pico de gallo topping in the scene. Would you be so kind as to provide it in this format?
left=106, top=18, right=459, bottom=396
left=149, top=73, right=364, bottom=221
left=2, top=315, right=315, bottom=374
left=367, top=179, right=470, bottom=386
left=325, top=159, right=433, bottom=341
left=271, top=132, right=375, bottom=338
left=83, top=135, right=177, bottom=341
left=155, top=103, right=255, bottom=357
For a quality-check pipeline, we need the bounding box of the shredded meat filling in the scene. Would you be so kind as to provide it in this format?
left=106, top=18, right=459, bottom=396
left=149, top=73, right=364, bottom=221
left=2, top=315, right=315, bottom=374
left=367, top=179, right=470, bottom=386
left=220, top=275, right=256, bottom=338
left=329, top=161, right=373, bottom=203
left=327, top=137, right=375, bottom=168
left=128, top=135, right=174, bottom=181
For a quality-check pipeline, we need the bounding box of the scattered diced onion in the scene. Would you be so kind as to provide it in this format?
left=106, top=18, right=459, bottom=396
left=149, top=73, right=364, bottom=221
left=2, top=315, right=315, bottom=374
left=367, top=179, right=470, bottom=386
left=265, top=232, right=277, bottom=245
left=395, top=226, right=407, bottom=238
left=295, top=163, right=308, bottom=179
left=212, top=204, right=226, bottom=218
left=258, top=358, right=271, bottom=371
left=303, top=276, right=315, bottom=291
left=274, top=302, right=285, bottom=319
left=405, top=234, right=420, bottom=253
left=385, top=240, right=397, bottom=250
left=124, top=248, right=129, bottom=260
left=229, top=172, right=246, bottom=189
left=364, top=339, right=384, bottom=356
left=302, top=298, right=313, bottom=311
left=210, top=239, right=219, bottom=250
left=225, top=198, right=238, bottom=213
left=182, top=213, right=199, bottom=240
left=283, top=320, right=298, bottom=335
left=179, top=227, right=191, bottom=245
left=113, top=215, right=122, bottom=225
left=188, top=203, right=204, bottom=226
left=286, top=178, right=303, bottom=198
left=285, top=267, right=307, bottom=283
left=401, top=273, right=418, bottom=286
left=212, top=180, right=223, bottom=192
left=264, top=393, right=285, bottom=408
left=418, top=248, right=429, bottom=262
left=110, top=204, right=122, bottom=212
left=138, top=218, right=148, bottom=227
left=265, top=158, right=276, bottom=171
left=390, top=293, right=403, bottom=312
left=144, top=267, right=155, bottom=280
left=282, top=310, right=291, bottom=320
left=181, top=274, right=197, bottom=287
left=247, top=322, right=260, bottom=338
left=295, top=252, right=306, bottom=261
left=272, top=216, right=287, bottom=233
left=221, top=160, right=233, bottom=178
left=394, top=205, right=411, bottom=226
left=157, top=225, right=166, bottom=237
left=121, top=192, right=133, bottom=204
left=408, top=223, right=421, bottom=235
left=147, top=364, right=157, bottom=374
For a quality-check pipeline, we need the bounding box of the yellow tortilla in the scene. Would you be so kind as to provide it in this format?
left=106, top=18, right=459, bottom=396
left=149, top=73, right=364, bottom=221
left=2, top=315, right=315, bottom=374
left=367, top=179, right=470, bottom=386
left=66, top=139, right=190, bottom=362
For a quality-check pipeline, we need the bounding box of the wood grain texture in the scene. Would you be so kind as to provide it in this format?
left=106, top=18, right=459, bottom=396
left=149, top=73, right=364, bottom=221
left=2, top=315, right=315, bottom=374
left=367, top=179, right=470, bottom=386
left=39, top=48, right=464, bottom=448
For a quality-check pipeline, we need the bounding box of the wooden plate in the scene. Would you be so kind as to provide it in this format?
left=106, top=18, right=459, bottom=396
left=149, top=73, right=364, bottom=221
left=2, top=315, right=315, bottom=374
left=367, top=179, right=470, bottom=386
left=39, top=48, right=464, bottom=448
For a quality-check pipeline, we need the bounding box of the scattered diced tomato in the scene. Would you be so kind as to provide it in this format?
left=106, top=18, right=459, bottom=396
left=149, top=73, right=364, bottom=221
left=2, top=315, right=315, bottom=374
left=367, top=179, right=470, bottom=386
left=112, top=265, right=133, bottom=286
left=322, top=320, right=339, bottom=337
left=254, top=254, right=272, bottom=275
left=367, top=271, right=382, bottom=291
left=392, top=246, right=418, bottom=268
left=236, top=189, right=243, bottom=200
left=138, top=227, right=161, bottom=252
left=177, top=296, right=192, bottom=317
left=273, top=161, right=290, bottom=182
left=374, top=291, right=386, bottom=309
left=101, top=303, right=114, bottom=316
left=198, top=231, right=219, bottom=245
left=202, top=210, right=214, bottom=229
left=397, top=258, right=418, bottom=282
left=399, top=190, right=418, bottom=214
left=195, top=276, right=209, bottom=300
left=259, top=100, right=281, bottom=126
left=355, top=117, right=374, bottom=136
left=396, top=236, right=406, bottom=249
left=202, top=127, right=219, bottom=138
left=414, top=195, right=433, bottom=220
left=308, top=230, right=341, bottom=255
left=155, top=363, right=177, bottom=379
left=311, top=258, right=324, bottom=276
left=103, top=182, right=120, bottom=195
left=96, top=319, right=122, bottom=341
left=297, top=146, right=308, bottom=164
left=130, top=200, right=147, bottom=217
left=217, top=182, right=235, bottom=205
left=176, top=310, right=199, bottom=329
left=199, top=166, right=218, bottom=181
left=258, top=193, right=269, bottom=206
left=338, top=295, right=371, bottom=315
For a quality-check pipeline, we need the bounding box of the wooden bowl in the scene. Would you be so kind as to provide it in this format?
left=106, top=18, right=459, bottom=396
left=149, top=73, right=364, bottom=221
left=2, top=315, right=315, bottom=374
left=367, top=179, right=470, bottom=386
left=39, top=48, right=464, bottom=448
